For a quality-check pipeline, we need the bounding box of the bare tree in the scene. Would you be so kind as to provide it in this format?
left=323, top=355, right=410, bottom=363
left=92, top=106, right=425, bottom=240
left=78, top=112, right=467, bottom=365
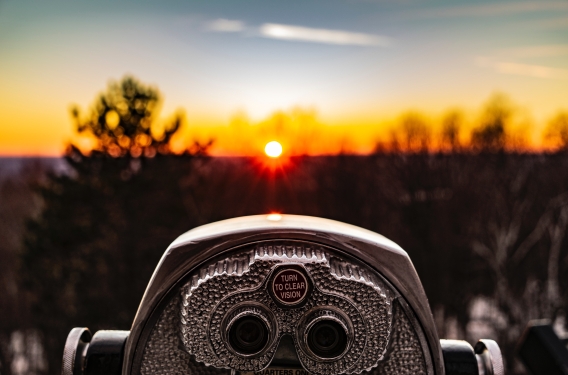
left=470, top=160, right=568, bottom=372
left=441, top=110, right=462, bottom=152
left=470, top=94, right=511, bottom=152
left=544, top=111, right=568, bottom=151
left=389, top=112, right=431, bottom=153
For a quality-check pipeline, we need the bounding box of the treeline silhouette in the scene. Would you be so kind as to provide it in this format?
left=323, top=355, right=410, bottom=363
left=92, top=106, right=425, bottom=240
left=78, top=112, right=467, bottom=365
left=0, top=77, right=567, bottom=375
left=212, top=92, right=568, bottom=156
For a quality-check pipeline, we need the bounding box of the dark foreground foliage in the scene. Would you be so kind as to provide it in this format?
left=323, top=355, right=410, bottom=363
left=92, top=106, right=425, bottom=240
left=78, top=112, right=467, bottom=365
left=12, top=151, right=568, bottom=375
left=3, top=75, right=567, bottom=375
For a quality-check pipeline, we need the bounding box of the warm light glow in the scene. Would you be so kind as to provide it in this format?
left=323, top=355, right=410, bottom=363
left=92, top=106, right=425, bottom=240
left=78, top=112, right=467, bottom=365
left=267, top=213, right=282, bottom=221
left=264, top=141, right=283, bottom=158
left=2, top=1, right=568, bottom=157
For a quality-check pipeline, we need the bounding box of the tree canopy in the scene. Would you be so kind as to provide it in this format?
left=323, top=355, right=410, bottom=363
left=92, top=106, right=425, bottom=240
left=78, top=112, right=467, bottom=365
left=20, top=77, right=209, bottom=375
left=11, top=79, right=568, bottom=375
left=70, top=76, right=183, bottom=158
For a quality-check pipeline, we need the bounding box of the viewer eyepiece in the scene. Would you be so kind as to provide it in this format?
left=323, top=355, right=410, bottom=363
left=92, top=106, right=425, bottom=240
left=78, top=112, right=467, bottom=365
left=223, top=305, right=275, bottom=357
left=229, top=316, right=269, bottom=355
left=61, top=215, right=505, bottom=375
left=299, top=308, right=352, bottom=362
left=307, top=320, right=348, bottom=359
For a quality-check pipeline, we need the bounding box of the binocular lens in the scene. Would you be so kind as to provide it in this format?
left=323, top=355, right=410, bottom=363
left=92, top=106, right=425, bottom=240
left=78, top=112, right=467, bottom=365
left=307, top=320, right=348, bottom=358
left=229, top=316, right=269, bottom=355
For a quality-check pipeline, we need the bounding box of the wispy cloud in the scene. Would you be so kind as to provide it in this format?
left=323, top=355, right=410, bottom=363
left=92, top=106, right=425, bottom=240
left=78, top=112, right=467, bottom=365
left=206, top=18, right=245, bottom=33
left=204, top=18, right=390, bottom=47
left=258, top=23, right=390, bottom=46
left=500, top=45, right=568, bottom=58
left=476, top=56, right=568, bottom=79
left=411, top=1, right=568, bottom=18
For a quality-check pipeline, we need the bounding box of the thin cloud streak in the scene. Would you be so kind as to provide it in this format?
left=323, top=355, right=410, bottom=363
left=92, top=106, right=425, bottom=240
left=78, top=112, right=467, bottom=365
left=259, top=23, right=390, bottom=46
left=204, top=19, right=390, bottom=47
left=476, top=56, right=568, bottom=79
left=207, top=18, right=245, bottom=32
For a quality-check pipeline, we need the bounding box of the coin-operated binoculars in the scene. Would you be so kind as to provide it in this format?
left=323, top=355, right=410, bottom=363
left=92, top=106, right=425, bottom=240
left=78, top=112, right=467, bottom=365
left=62, top=215, right=504, bottom=375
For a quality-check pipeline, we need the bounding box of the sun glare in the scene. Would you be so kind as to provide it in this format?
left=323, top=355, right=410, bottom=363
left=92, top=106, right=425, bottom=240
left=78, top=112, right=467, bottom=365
left=265, top=141, right=283, bottom=158
left=267, top=213, right=282, bottom=221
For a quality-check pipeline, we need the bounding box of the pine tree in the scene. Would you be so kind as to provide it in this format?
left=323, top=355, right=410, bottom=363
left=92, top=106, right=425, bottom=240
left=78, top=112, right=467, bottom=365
left=21, top=77, right=210, bottom=375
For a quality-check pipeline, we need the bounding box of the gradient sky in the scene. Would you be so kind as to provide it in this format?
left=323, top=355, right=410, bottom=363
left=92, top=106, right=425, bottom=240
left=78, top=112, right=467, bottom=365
left=1, top=0, right=567, bottom=155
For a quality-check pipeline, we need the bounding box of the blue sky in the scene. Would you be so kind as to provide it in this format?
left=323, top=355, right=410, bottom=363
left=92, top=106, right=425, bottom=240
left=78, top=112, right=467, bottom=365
left=0, top=0, right=567, bottom=154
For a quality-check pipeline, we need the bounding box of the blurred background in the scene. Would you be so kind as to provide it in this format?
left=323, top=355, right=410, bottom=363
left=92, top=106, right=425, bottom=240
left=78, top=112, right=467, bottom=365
left=1, top=0, right=567, bottom=374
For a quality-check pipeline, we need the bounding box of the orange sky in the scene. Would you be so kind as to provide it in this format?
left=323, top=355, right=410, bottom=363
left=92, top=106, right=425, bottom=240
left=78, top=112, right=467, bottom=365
left=171, top=104, right=558, bottom=156
left=0, top=92, right=565, bottom=157
left=1, top=0, right=567, bottom=156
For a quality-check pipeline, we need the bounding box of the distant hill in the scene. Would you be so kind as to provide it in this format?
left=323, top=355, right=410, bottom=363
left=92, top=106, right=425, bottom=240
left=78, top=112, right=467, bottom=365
left=0, top=157, right=69, bottom=179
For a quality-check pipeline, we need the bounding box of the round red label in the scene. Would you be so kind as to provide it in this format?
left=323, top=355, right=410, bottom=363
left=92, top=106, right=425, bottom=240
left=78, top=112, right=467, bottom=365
left=272, top=269, right=308, bottom=305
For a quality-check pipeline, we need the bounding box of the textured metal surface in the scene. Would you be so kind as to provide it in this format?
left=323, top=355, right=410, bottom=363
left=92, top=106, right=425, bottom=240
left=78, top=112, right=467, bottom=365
left=180, top=242, right=394, bottom=375
left=62, top=327, right=91, bottom=375
left=140, top=266, right=428, bottom=375
left=127, top=215, right=442, bottom=375
left=475, top=340, right=504, bottom=375
left=137, top=240, right=429, bottom=375
left=140, top=295, right=230, bottom=375
left=369, top=301, right=427, bottom=375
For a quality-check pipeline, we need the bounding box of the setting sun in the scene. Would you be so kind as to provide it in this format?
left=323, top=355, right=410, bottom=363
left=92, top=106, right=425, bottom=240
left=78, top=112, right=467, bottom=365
left=265, top=141, right=283, bottom=158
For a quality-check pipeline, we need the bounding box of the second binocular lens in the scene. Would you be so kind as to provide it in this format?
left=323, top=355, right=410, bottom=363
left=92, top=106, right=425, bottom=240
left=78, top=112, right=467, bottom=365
left=228, top=316, right=269, bottom=355
left=307, top=320, right=348, bottom=359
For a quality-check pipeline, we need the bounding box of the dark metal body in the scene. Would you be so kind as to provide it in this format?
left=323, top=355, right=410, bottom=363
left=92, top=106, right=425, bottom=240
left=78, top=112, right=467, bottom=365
left=518, top=320, right=568, bottom=375
left=62, top=214, right=504, bottom=375
left=440, top=340, right=478, bottom=375
left=63, top=329, right=128, bottom=375
left=124, top=215, right=443, bottom=375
